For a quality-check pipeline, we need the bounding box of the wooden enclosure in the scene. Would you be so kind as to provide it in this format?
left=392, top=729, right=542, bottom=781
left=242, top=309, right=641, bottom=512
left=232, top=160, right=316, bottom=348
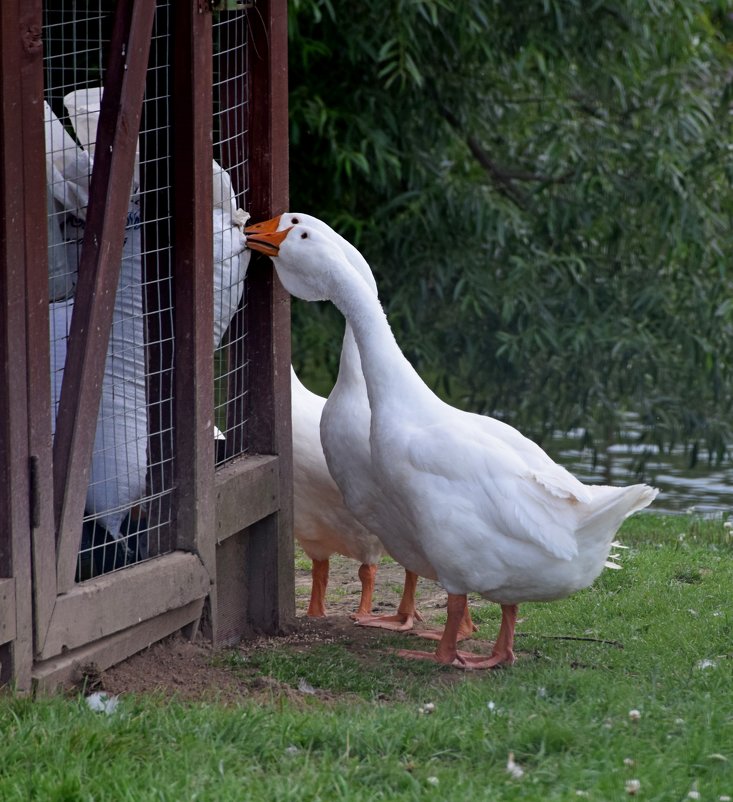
left=0, top=0, right=293, bottom=692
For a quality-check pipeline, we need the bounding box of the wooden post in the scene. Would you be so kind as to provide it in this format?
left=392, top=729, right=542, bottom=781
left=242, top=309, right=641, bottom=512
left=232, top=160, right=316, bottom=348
left=20, top=0, right=58, bottom=658
left=0, top=0, right=40, bottom=690
left=244, top=0, right=294, bottom=633
left=170, top=0, right=216, bottom=621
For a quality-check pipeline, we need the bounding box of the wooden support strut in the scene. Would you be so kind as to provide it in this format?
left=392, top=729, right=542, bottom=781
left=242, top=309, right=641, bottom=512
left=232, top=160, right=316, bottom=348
left=170, top=0, right=216, bottom=625
left=242, top=0, right=294, bottom=634
left=0, top=0, right=43, bottom=691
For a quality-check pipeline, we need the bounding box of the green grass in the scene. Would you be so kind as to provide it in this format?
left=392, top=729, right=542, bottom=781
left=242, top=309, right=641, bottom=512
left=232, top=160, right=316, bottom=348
left=2, top=514, right=732, bottom=801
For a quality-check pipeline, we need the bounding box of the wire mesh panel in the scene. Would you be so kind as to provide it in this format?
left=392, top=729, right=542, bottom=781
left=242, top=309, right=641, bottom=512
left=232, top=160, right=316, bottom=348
left=42, top=1, right=253, bottom=582
left=212, top=8, right=251, bottom=466
left=43, top=0, right=174, bottom=581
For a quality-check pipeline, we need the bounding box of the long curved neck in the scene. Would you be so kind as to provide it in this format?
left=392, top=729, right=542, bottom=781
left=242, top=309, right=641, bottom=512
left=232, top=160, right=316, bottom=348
left=328, top=269, right=425, bottom=410
left=337, top=325, right=364, bottom=386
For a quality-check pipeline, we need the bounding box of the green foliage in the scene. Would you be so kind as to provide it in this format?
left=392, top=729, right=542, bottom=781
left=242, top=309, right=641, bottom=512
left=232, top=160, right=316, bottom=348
left=288, top=0, right=733, bottom=458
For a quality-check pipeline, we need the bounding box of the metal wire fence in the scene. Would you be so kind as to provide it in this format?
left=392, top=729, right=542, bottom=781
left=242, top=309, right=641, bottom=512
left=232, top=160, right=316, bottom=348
left=42, top=1, right=251, bottom=581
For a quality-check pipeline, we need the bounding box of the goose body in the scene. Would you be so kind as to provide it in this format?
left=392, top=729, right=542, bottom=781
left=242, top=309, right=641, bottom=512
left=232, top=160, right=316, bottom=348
left=291, top=365, right=387, bottom=617
left=246, top=219, right=658, bottom=668
left=249, top=213, right=424, bottom=627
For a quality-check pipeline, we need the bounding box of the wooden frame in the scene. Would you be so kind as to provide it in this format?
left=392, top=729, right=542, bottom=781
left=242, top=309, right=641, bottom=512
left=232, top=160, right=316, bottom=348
left=0, top=0, right=45, bottom=691
left=0, top=0, right=292, bottom=692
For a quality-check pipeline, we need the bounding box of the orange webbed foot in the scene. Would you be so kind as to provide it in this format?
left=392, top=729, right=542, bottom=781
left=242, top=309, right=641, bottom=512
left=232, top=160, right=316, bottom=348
left=354, top=611, right=422, bottom=632
left=395, top=647, right=514, bottom=670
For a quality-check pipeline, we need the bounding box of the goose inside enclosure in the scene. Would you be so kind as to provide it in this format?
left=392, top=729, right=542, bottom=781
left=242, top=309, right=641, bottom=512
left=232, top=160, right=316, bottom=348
left=0, top=0, right=292, bottom=692
left=45, top=78, right=249, bottom=580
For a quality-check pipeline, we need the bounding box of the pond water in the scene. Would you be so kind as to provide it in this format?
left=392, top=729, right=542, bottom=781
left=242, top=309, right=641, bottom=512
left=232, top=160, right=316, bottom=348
left=550, top=429, right=733, bottom=518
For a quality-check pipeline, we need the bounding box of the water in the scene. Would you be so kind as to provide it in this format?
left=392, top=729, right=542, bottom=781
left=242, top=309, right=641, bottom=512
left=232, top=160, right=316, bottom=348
left=549, top=428, right=733, bottom=517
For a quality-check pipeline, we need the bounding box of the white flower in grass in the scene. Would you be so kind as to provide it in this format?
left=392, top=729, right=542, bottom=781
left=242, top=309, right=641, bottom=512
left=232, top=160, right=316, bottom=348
left=628, top=709, right=641, bottom=722
left=625, top=779, right=641, bottom=795
left=506, top=752, right=524, bottom=779
left=419, top=702, right=436, bottom=714
left=719, top=795, right=731, bottom=801
left=426, top=776, right=439, bottom=787
left=688, top=790, right=701, bottom=800
left=623, top=757, right=635, bottom=767
left=86, top=692, right=120, bottom=715
left=696, top=658, right=717, bottom=670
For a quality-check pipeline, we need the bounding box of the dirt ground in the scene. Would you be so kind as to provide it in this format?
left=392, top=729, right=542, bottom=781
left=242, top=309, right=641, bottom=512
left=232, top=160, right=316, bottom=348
left=98, top=555, right=478, bottom=703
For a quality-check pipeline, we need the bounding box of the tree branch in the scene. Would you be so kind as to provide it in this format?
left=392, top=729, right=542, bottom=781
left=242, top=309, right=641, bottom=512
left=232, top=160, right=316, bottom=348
left=438, top=104, right=572, bottom=209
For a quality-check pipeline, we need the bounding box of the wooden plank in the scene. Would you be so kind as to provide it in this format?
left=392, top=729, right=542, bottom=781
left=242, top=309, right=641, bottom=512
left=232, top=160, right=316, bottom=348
left=215, top=455, right=279, bottom=542
left=171, top=3, right=215, bottom=563
left=0, top=579, right=16, bottom=647
left=39, top=551, right=210, bottom=659
left=33, top=598, right=204, bottom=693
left=0, top=0, right=37, bottom=691
left=242, top=0, right=294, bottom=633
left=214, top=530, right=248, bottom=645
left=53, top=0, right=157, bottom=593
left=19, top=0, right=58, bottom=653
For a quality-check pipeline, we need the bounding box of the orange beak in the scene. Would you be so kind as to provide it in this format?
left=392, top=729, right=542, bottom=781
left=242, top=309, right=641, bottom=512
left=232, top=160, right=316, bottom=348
left=245, top=226, right=292, bottom=258
left=245, top=215, right=282, bottom=235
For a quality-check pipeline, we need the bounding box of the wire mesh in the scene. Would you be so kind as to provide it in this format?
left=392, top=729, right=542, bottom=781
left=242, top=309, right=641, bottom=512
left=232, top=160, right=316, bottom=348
left=43, top=0, right=172, bottom=581
left=213, top=8, right=251, bottom=466
left=42, top=1, right=252, bottom=582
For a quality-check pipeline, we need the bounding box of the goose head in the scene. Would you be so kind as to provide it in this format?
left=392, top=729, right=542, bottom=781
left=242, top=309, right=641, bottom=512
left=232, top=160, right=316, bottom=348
left=246, top=212, right=317, bottom=234
left=246, top=213, right=378, bottom=296
left=245, top=220, right=354, bottom=303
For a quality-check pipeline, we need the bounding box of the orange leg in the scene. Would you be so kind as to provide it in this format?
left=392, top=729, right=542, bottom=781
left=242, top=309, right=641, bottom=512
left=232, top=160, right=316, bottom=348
left=412, top=600, right=478, bottom=642
left=486, top=604, right=518, bottom=667
left=397, top=595, right=517, bottom=670
left=350, top=563, right=378, bottom=620
left=355, top=570, right=423, bottom=631
left=306, top=558, right=329, bottom=617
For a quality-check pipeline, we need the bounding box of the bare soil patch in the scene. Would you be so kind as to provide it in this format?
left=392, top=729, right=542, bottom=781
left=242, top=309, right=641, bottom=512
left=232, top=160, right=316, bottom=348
left=97, top=555, right=483, bottom=703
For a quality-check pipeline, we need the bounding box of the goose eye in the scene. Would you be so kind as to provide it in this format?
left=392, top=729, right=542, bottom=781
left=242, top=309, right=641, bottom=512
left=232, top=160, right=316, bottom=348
left=291, top=217, right=299, bottom=224
left=300, top=232, right=308, bottom=239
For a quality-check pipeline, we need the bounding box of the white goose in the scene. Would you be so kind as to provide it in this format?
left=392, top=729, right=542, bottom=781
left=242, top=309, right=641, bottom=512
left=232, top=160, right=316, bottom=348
left=249, top=213, right=437, bottom=631
left=245, top=220, right=658, bottom=669
left=290, top=364, right=385, bottom=618
left=248, top=214, right=478, bottom=638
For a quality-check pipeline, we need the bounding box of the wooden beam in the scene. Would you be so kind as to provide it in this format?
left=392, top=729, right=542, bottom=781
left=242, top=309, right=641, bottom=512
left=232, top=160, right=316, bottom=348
left=243, top=0, right=294, bottom=634
left=33, top=598, right=204, bottom=693
left=171, top=1, right=215, bottom=569
left=215, top=455, right=279, bottom=541
left=53, top=0, right=157, bottom=593
left=0, top=579, right=16, bottom=647
left=0, top=0, right=38, bottom=691
left=39, top=551, right=210, bottom=659
left=19, top=0, right=58, bottom=655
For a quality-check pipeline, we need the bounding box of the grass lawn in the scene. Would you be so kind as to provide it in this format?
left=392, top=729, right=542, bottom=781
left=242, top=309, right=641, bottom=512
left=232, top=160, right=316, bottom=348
left=2, top=514, right=732, bottom=801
